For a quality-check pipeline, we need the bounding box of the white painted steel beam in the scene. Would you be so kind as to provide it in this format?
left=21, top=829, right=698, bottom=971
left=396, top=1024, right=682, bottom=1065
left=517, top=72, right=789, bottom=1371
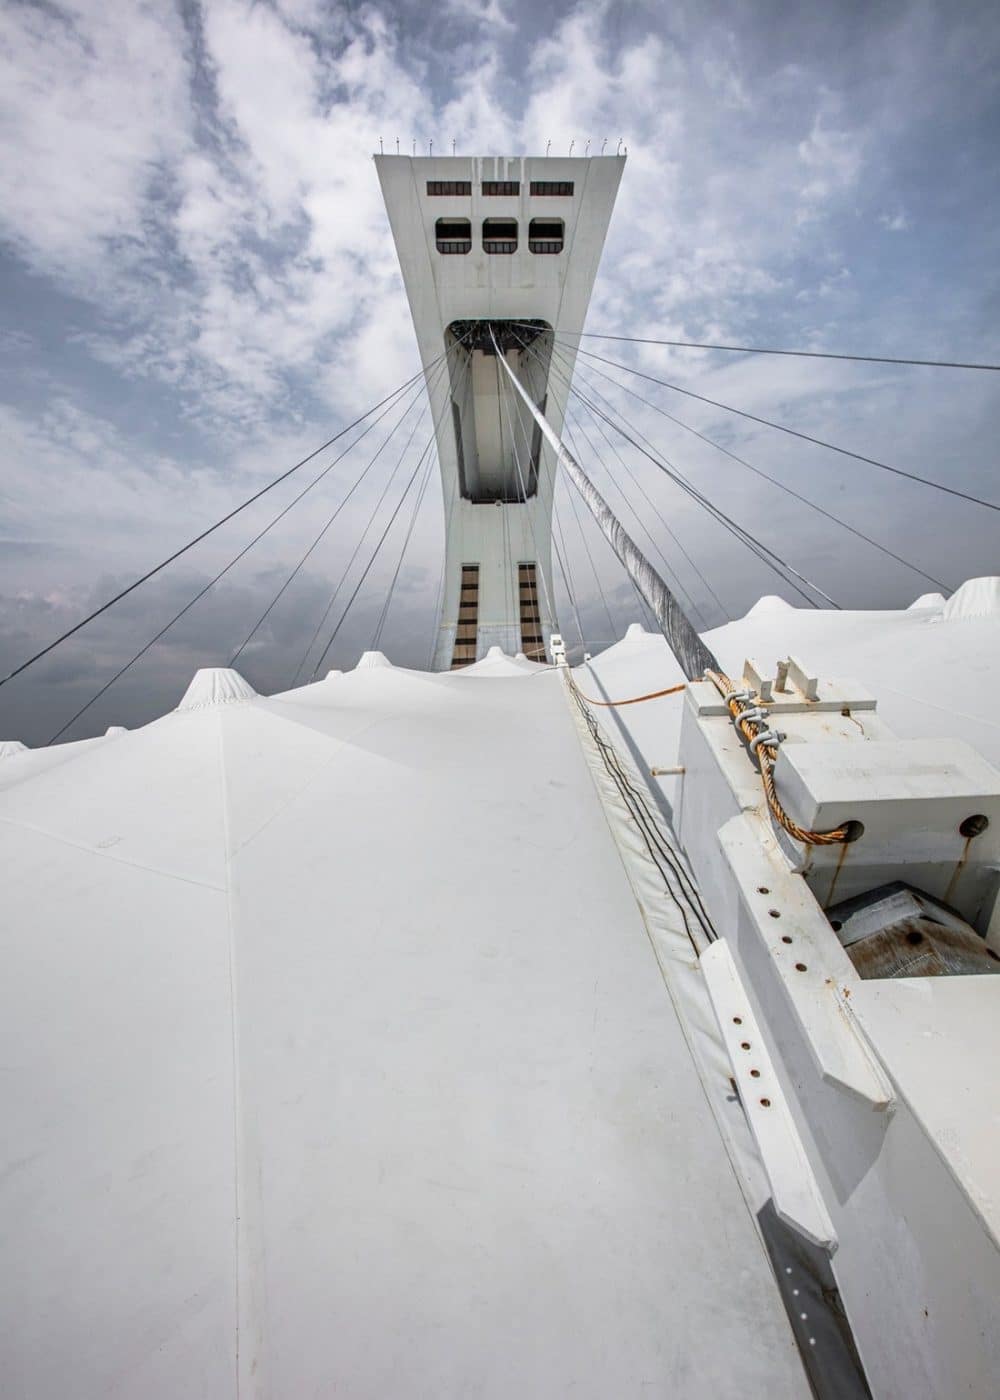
left=701, top=938, right=838, bottom=1252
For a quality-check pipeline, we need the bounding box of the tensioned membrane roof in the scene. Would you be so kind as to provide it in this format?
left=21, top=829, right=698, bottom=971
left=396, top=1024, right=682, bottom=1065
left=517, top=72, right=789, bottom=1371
left=0, top=643, right=806, bottom=1397
left=3, top=577, right=998, bottom=1397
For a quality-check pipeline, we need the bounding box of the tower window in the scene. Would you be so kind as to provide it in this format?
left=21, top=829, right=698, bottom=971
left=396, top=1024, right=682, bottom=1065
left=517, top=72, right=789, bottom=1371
left=482, top=180, right=520, bottom=196
left=518, top=563, right=545, bottom=662
left=436, top=217, right=472, bottom=254
left=530, top=181, right=574, bottom=196
left=452, top=564, right=480, bottom=668
left=482, top=218, right=518, bottom=253
left=427, top=180, right=471, bottom=196
left=529, top=218, right=564, bottom=253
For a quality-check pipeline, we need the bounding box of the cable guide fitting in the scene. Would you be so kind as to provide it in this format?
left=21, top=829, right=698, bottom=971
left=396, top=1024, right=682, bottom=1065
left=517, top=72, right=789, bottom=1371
left=737, top=706, right=768, bottom=726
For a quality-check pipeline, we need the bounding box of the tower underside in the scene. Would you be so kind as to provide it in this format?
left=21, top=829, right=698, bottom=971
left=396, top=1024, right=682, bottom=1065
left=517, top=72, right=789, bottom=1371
left=375, top=154, right=625, bottom=668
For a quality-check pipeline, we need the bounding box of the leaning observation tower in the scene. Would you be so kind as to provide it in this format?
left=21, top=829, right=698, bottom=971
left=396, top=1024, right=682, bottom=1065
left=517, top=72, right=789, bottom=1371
left=376, top=153, right=623, bottom=667
left=2, top=150, right=1000, bottom=1400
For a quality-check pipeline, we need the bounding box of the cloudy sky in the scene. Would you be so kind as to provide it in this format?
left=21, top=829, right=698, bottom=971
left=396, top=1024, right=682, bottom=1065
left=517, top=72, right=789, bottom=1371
left=1, top=0, right=998, bottom=743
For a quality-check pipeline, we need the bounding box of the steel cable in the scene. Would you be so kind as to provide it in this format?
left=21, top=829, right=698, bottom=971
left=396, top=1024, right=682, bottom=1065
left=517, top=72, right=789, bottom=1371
left=1, top=358, right=445, bottom=695
left=45, top=370, right=437, bottom=743
left=562, top=372, right=838, bottom=608
left=372, top=447, right=438, bottom=650
left=532, top=326, right=1000, bottom=372
left=233, top=347, right=459, bottom=667
left=310, top=338, right=473, bottom=676
left=562, top=347, right=953, bottom=592
left=530, top=331, right=833, bottom=610
left=310, top=436, right=437, bottom=677
left=564, top=342, right=1000, bottom=513
left=292, top=340, right=472, bottom=684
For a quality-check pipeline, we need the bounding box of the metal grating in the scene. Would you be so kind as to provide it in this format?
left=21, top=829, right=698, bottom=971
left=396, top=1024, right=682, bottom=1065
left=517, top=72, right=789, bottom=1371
left=529, top=180, right=574, bottom=196
left=451, top=564, right=480, bottom=668
left=518, top=562, right=545, bottom=662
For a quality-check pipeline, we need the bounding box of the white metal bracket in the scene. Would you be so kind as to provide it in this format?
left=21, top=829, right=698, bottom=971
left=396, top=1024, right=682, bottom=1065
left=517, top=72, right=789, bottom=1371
left=700, top=938, right=839, bottom=1253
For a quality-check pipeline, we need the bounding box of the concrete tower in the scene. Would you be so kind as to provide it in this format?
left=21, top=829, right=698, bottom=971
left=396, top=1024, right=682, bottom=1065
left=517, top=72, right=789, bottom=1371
left=376, top=154, right=624, bottom=668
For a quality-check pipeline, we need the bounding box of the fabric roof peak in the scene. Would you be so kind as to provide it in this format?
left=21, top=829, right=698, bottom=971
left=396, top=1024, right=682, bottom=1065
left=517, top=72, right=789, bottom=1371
left=941, top=576, right=1000, bottom=621
left=745, top=594, right=796, bottom=618
left=177, top=667, right=257, bottom=711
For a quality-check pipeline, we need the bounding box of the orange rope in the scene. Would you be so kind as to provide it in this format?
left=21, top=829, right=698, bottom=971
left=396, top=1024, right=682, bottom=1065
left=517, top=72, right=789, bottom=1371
left=704, top=669, right=850, bottom=846
left=571, top=681, right=687, bottom=707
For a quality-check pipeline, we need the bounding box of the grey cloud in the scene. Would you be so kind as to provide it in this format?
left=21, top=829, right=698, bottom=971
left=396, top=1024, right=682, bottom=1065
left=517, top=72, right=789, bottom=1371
left=1, top=0, right=998, bottom=746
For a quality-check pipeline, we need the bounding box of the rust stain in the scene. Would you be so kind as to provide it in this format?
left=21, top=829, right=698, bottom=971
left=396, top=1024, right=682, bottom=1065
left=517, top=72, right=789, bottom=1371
left=943, top=835, right=973, bottom=907
left=841, top=705, right=866, bottom=736
left=823, top=838, right=851, bottom=909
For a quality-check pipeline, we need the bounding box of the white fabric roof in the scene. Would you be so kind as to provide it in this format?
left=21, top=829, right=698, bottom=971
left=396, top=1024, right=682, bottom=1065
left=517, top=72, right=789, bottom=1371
left=0, top=655, right=806, bottom=1397
left=581, top=580, right=1000, bottom=818
left=8, top=578, right=997, bottom=1395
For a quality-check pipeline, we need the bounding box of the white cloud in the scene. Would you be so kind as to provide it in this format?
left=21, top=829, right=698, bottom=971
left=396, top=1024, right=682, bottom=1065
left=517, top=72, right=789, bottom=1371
left=442, top=0, right=515, bottom=32
left=2, top=0, right=997, bottom=741
left=0, top=0, right=192, bottom=285
left=795, top=111, right=863, bottom=223
left=878, top=210, right=910, bottom=231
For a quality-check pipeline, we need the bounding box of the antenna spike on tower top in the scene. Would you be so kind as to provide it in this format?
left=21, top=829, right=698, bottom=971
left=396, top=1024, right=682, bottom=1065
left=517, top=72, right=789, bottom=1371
left=429, top=140, right=433, bottom=156
left=452, top=138, right=456, bottom=155
left=585, top=139, right=591, bottom=156
left=545, top=140, right=551, bottom=156
left=396, top=137, right=400, bottom=154
left=379, top=137, right=384, bottom=154
left=601, top=137, right=607, bottom=154
left=568, top=139, right=575, bottom=156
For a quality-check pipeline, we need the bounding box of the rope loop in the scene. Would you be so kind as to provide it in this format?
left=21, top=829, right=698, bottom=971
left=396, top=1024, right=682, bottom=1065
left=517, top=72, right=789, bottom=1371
left=704, top=669, right=849, bottom=846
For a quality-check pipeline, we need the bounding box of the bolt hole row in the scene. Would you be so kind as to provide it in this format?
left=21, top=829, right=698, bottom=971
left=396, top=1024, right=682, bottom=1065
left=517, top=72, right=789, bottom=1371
left=758, top=893, right=808, bottom=970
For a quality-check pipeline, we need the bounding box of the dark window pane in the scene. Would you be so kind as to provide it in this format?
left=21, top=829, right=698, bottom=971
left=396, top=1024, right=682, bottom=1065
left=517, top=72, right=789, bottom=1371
left=436, top=217, right=471, bottom=254
left=529, top=218, right=564, bottom=254
left=482, top=217, right=518, bottom=253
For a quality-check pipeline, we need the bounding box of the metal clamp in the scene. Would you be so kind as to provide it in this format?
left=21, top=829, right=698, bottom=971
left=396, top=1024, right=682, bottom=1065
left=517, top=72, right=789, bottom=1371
left=749, top=729, right=784, bottom=754
left=737, top=706, right=768, bottom=726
